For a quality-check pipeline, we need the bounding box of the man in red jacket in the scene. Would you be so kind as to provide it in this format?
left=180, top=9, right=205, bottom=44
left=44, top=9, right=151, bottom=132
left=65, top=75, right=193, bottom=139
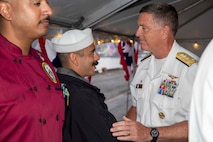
left=0, top=0, right=64, bottom=142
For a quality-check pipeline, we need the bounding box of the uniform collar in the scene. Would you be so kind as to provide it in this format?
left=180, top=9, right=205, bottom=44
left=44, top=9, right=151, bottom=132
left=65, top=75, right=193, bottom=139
left=147, top=40, right=179, bottom=78
left=57, top=67, right=88, bottom=83
left=161, top=40, right=183, bottom=73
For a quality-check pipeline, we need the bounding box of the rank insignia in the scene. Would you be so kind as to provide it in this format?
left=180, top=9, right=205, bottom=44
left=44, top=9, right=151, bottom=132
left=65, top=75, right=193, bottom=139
left=176, top=52, right=198, bottom=67
left=42, top=62, right=57, bottom=83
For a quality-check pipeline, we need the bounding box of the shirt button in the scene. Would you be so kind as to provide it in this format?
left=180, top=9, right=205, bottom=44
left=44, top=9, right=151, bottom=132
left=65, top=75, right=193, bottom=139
left=47, top=85, right=51, bottom=90
left=159, top=112, right=165, bottom=119
left=34, top=86, right=38, bottom=91
left=43, top=119, right=46, bottom=124
left=56, top=114, right=59, bottom=121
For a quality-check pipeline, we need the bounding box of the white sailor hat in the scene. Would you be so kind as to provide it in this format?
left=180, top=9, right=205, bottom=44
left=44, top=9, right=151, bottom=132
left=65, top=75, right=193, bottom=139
left=52, top=28, right=94, bottom=53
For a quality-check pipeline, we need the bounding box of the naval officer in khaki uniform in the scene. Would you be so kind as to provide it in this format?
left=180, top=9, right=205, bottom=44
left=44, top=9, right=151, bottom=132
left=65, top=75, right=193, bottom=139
left=110, top=3, right=199, bottom=142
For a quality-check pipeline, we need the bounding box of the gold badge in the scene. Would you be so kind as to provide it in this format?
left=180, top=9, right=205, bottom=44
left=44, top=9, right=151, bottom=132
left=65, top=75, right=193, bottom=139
left=159, top=112, right=165, bottom=119
left=168, top=74, right=178, bottom=80
left=176, top=52, right=198, bottom=67
left=42, top=62, right=57, bottom=83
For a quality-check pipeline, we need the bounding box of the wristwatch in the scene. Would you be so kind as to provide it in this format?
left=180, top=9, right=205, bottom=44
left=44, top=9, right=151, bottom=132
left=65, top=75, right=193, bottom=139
left=150, top=128, right=159, bottom=142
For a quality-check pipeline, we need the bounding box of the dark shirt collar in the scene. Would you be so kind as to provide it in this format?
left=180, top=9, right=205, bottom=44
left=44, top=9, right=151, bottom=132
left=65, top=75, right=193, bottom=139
left=57, top=67, right=88, bottom=83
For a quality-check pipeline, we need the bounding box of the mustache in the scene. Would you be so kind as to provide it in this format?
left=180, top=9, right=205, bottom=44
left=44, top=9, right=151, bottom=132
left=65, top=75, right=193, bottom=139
left=92, top=61, right=99, bottom=66
left=39, top=16, right=50, bottom=23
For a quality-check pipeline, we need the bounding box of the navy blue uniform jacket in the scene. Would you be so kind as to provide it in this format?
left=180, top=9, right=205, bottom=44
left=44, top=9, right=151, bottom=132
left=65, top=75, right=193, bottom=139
left=57, top=73, right=120, bottom=142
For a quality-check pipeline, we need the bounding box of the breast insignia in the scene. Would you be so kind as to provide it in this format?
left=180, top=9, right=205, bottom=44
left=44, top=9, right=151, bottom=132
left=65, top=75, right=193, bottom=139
left=176, top=52, right=198, bottom=67
left=168, top=74, right=178, bottom=80
left=140, top=53, right=152, bottom=62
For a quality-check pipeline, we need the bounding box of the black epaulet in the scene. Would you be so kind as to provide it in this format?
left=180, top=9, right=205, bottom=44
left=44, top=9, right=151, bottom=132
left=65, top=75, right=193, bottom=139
left=176, top=52, right=198, bottom=67
left=140, top=53, right=152, bottom=62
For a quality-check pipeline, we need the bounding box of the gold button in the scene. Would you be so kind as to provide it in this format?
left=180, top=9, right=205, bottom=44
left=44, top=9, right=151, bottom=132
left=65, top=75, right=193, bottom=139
left=159, top=112, right=165, bottom=119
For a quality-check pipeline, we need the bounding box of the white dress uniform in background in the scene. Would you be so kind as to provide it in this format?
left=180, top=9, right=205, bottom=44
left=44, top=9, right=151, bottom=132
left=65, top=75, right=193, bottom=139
left=189, top=39, right=213, bottom=142
left=32, top=38, right=56, bottom=62
left=131, top=40, right=199, bottom=127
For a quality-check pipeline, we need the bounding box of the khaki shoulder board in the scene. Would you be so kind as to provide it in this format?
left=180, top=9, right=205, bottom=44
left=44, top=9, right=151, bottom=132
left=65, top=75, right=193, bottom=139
left=176, top=52, right=198, bottom=67
left=140, top=53, right=152, bottom=62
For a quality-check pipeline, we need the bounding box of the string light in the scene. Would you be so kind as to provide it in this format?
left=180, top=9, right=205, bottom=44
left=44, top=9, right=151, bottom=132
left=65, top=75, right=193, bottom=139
left=54, top=33, right=62, bottom=38
left=97, top=40, right=101, bottom=45
left=193, top=42, right=200, bottom=50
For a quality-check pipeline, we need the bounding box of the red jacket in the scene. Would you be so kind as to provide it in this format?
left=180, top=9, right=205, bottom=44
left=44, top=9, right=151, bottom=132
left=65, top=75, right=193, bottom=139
left=0, top=34, right=64, bottom=142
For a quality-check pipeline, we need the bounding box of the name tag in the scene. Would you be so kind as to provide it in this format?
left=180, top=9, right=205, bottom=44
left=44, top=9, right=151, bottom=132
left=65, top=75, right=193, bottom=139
left=136, top=84, right=143, bottom=89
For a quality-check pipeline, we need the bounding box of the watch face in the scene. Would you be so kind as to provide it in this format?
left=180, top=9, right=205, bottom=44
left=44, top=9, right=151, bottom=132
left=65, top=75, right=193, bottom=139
left=151, top=128, right=159, bottom=137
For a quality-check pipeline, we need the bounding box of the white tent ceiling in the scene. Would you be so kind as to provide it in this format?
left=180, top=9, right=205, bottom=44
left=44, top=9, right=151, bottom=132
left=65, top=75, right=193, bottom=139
left=47, top=0, right=213, bottom=56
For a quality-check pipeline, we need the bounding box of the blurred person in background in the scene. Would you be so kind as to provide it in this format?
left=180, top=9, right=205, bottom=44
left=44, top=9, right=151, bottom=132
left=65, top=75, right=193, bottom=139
left=32, top=37, right=56, bottom=62
left=189, top=39, right=213, bottom=142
